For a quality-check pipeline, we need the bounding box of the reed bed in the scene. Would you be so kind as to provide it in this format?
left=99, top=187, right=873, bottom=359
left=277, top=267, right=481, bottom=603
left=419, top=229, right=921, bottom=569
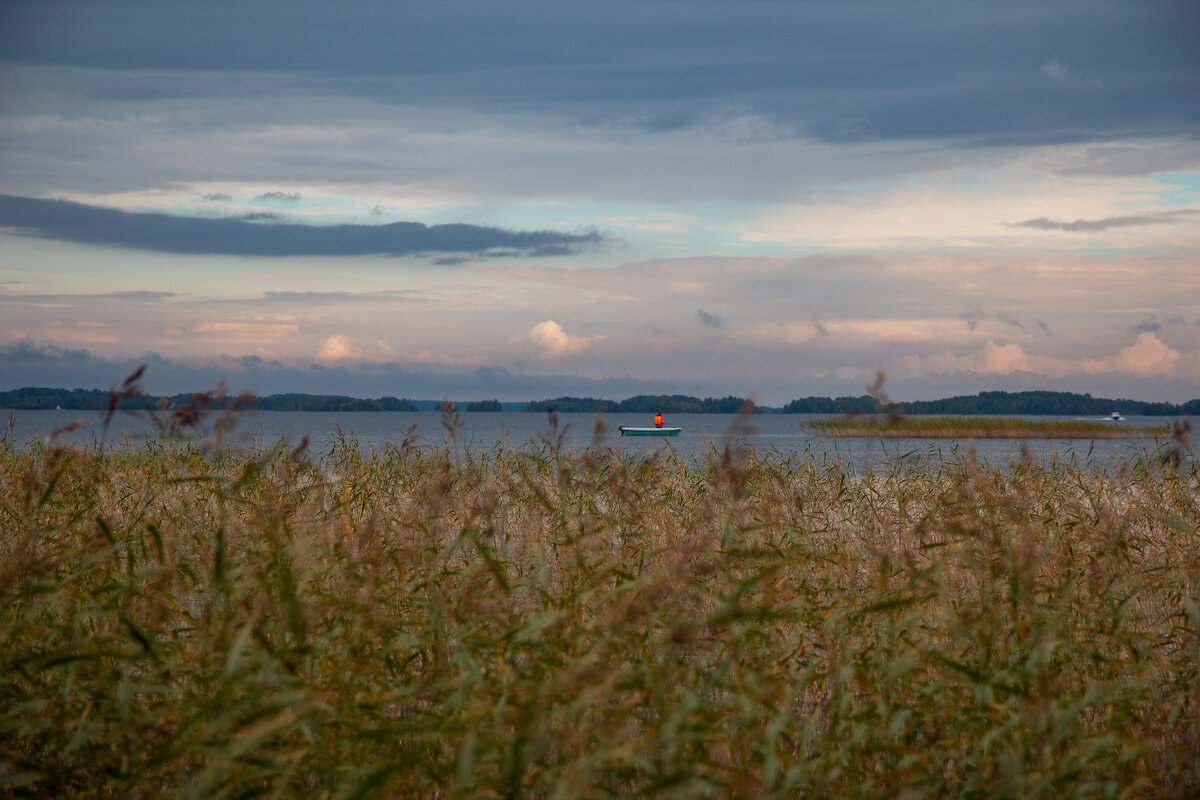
left=809, top=416, right=1160, bottom=439
left=1, top=413, right=1198, bottom=798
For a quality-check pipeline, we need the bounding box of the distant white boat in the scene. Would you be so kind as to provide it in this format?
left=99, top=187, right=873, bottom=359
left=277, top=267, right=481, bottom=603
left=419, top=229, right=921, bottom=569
left=619, top=426, right=682, bottom=437
left=1109, top=412, right=1123, bottom=421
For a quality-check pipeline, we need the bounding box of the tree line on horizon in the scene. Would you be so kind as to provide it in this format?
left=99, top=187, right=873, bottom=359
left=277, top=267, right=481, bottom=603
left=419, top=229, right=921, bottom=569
left=2, top=386, right=1198, bottom=416
left=528, top=389, right=1200, bottom=416
left=0, top=387, right=418, bottom=413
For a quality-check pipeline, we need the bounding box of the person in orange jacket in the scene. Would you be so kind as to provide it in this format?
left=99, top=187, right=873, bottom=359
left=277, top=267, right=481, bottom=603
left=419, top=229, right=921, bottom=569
left=654, top=412, right=664, bottom=428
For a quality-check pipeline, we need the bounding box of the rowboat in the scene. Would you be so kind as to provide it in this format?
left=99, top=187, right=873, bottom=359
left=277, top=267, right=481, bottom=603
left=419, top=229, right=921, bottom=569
left=619, top=426, right=682, bottom=437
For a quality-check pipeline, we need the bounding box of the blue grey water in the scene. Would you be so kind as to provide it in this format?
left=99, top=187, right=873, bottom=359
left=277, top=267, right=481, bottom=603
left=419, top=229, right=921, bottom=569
left=3, top=408, right=1184, bottom=472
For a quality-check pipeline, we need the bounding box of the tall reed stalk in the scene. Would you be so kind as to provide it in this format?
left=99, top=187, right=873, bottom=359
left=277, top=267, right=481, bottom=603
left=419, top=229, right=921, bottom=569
left=1, top=413, right=1197, bottom=797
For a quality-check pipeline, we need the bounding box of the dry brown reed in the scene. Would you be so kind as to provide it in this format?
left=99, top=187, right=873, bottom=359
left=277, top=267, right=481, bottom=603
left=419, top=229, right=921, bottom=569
left=0, top=405, right=1197, bottom=798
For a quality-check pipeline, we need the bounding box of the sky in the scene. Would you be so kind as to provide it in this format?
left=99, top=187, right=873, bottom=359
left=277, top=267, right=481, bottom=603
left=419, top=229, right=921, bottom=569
left=1, top=0, right=1198, bottom=405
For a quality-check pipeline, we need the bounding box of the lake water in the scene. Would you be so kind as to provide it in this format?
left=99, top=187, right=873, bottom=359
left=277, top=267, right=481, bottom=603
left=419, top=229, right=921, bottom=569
left=2, top=407, right=1186, bottom=471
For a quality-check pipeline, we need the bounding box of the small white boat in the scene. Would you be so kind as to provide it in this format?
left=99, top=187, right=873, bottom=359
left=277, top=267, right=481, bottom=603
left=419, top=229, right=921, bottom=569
left=619, top=426, right=682, bottom=437
left=1110, top=412, right=1123, bottom=421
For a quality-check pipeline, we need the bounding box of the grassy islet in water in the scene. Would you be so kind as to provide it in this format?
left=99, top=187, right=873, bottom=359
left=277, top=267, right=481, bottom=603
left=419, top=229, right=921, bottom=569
left=808, top=415, right=1161, bottom=439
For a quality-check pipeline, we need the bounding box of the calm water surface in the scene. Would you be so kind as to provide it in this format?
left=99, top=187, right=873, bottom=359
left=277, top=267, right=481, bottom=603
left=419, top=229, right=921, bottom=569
left=3, top=408, right=1185, bottom=471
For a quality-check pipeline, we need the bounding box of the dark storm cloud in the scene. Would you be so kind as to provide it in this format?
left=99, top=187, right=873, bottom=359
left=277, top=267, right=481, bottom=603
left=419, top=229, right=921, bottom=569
left=0, top=195, right=607, bottom=258
left=696, top=309, right=724, bottom=329
left=1008, top=209, right=1200, bottom=233
left=2, top=1, right=1196, bottom=146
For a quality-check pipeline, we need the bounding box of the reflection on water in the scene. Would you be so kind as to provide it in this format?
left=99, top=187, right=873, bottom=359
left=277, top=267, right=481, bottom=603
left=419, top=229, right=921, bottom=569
left=2, top=408, right=1182, bottom=472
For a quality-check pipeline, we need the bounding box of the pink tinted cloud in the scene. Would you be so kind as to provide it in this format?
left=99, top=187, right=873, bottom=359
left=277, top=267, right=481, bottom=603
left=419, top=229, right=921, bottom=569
left=895, top=333, right=1195, bottom=380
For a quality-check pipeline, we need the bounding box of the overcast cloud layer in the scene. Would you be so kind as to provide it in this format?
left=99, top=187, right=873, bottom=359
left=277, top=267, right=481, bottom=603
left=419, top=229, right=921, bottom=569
left=1, top=1, right=1197, bottom=403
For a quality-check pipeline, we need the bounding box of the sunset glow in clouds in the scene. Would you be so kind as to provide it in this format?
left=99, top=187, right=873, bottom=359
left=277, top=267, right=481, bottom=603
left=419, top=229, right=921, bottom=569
left=1, top=1, right=1197, bottom=403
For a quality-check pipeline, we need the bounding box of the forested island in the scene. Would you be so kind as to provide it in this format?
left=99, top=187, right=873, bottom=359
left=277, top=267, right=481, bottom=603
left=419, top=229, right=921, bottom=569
left=779, top=389, right=1200, bottom=416
left=527, top=390, right=1198, bottom=416
left=3, top=386, right=1198, bottom=415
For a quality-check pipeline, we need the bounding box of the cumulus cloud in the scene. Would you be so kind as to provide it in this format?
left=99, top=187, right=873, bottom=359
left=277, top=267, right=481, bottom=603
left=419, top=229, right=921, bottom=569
left=1089, top=332, right=1181, bottom=377
left=314, top=335, right=358, bottom=364
left=311, top=335, right=397, bottom=366
left=938, top=340, right=1036, bottom=375
left=896, top=340, right=1049, bottom=378
left=896, top=333, right=1194, bottom=381
left=530, top=320, right=595, bottom=359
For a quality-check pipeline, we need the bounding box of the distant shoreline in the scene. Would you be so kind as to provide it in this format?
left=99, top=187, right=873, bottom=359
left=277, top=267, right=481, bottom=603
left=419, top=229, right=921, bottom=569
left=0, top=387, right=1196, bottom=416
